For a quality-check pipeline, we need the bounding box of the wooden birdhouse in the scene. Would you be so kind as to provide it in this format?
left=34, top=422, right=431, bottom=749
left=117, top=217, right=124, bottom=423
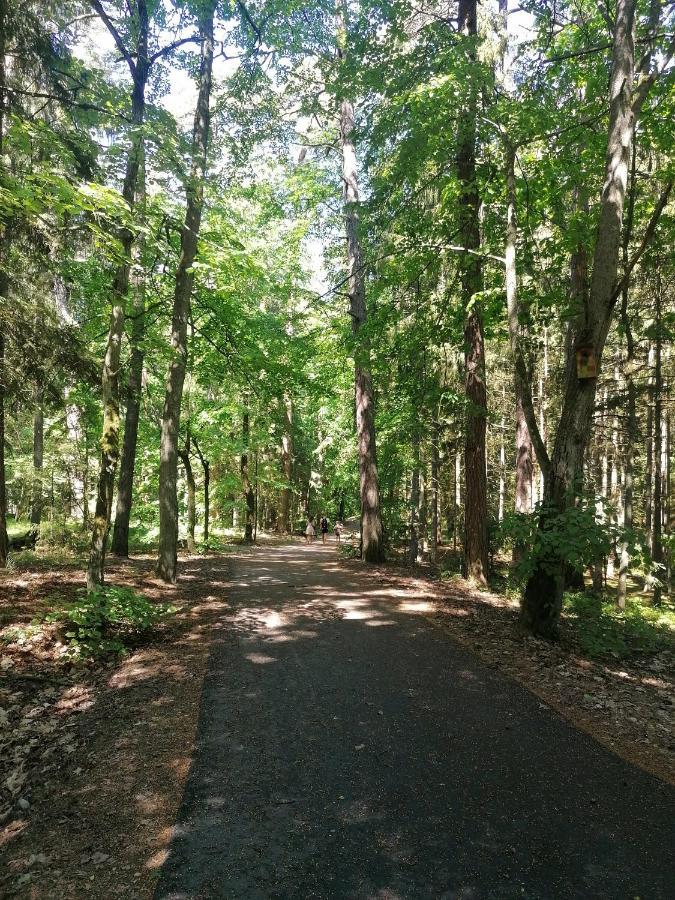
left=575, top=345, right=597, bottom=379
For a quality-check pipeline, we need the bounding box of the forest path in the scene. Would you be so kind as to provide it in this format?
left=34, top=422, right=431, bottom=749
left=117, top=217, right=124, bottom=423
left=155, top=541, right=675, bottom=900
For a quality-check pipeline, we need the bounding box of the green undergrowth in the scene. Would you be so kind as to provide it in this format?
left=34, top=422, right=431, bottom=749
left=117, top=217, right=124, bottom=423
left=563, top=591, right=675, bottom=659
left=40, top=585, right=178, bottom=659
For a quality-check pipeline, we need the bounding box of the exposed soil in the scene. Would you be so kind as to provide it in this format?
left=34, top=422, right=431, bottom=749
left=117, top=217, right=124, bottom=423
left=0, top=552, right=235, bottom=898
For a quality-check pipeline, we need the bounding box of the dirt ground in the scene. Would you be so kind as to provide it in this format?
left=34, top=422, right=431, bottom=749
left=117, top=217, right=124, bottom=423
left=0, top=540, right=673, bottom=897
left=0, top=552, right=234, bottom=898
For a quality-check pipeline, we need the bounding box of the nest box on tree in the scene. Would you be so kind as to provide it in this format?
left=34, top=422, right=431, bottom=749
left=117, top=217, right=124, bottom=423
left=575, top=345, right=597, bottom=379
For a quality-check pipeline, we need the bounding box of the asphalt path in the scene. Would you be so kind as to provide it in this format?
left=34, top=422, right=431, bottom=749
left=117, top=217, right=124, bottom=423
left=155, top=542, right=675, bottom=899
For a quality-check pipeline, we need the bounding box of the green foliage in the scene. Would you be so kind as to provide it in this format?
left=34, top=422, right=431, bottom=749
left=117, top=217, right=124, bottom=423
left=43, top=586, right=177, bottom=659
left=563, top=592, right=675, bottom=660
left=338, top=542, right=360, bottom=560
left=497, top=500, right=616, bottom=582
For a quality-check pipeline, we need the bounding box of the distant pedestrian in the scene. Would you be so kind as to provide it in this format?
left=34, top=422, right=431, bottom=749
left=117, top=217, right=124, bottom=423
left=320, top=516, right=329, bottom=544
left=334, top=521, right=342, bottom=542
left=305, top=517, right=315, bottom=543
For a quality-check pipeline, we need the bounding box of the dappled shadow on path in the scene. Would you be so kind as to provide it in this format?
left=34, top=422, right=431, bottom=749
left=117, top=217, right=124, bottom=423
left=155, top=543, right=675, bottom=900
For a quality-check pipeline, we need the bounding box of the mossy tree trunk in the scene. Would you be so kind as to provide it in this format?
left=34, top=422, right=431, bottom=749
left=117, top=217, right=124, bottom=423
left=87, top=1, right=149, bottom=591
left=157, top=2, right=215, bottom=582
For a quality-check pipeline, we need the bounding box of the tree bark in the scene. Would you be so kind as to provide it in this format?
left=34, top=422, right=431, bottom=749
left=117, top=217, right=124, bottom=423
left=514, top=398, right=533, bottom=514
left=338, top=5, right=384, bottom=563
left=0, top=0, right=9, bottom=566
left=458, top=0, right=488, bottom=585
left=430, top=425, right=439, bottom=565
left=87, top=0, right=149, bottom=591
left=30, top=389, right=44, bottom=526
left=521, top=0, right=650, bottom=637
left=157, top=3, right=215, bottom=581
left=646, top=343, right=654, bottom=548
left=111, top=167, right=146, bottom=557
left=241, top=409, right=255, bottom=542
left=278, top=394, right=293, bottom=534
left=617, top=377, right=635, bottom=608
left=0, top=330, right=7, bottom=567
left=409, top=431, right=420, bottom=564
left=193, top=435, right=210, bottom=548
left=179, top=437, right=196, bottom=555
left=652, top=269, right=663, bottom=604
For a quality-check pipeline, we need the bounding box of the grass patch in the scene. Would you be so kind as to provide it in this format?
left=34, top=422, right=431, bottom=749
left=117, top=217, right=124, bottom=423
left=563, top=591, right=675, bottom=659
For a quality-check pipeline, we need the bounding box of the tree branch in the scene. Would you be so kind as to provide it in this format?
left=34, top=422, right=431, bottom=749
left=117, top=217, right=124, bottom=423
left=236, top=0, right=263, bottom=45
left=89, top=0, right=136, bottom=75
left=150, top=35, right=200, bottom=64
left=610, top=178, right=674, bottom=305
left=6, top=86, right=130, bottom=120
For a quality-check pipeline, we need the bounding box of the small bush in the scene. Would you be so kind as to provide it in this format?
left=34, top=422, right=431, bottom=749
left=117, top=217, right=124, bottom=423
left=563, top=591, right=675, bottom=659
left=338, top=542, right=360, bottom=559
left=42, top=585, right=177, bottom=659
left=497, top=498, right=616, bottom=582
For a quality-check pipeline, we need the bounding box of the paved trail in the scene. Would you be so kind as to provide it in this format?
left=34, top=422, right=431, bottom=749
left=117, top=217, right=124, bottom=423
left=156, top=543, right=675, bottom=900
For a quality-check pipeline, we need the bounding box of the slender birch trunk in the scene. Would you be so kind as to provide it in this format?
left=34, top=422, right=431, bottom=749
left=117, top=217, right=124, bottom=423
left=157, top=3, right=215, bottom=581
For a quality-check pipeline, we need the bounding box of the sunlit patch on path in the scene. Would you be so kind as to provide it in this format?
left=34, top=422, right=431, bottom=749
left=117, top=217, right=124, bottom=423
left=155, top=542, right=675, bottom=900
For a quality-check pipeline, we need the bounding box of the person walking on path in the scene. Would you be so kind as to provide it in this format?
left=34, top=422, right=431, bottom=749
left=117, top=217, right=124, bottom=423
left=334, top=521, right=342, bottom=543
left=320, top=515, right=329, bottom=544
left=305, top=517, right=315, bottom=543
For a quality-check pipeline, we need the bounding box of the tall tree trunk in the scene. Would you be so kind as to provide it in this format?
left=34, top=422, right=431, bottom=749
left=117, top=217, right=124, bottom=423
left=498, top=391, right=506, bottom=523
left=111, top=164, right=146, bottom=557
left=82, top=424, right=90, bottom=527
left=30, top=389, right=44, bottom=526
left=409, top=431, right=420, bottom=564
left=0, top=330, right=7, bottom=567
left=617, top=138, right=638, bottom=609
left=0, top=1, right=9, bottom=567
left=338, top=6, right=384, bottom=563
left=504, top=143, right=549, bottom=493
left=666, top=407, right=671, bottom=595
left=430, top=425, right=439, bottom=565
left=652, top=270, right=663, bottom=605
left=645, top=340, right=655, bottom=553
left=454, top=447, right=461, bottom=554
left=514, top=398, right=533, bottom=514
left=521, top=0, right=651, bottom=637
left=457, top=0, right=488, bottom=584
left=241, top=409, right=255, bottom=542
left=157, top=3, right=215, bottom=581
left=193, top=435, right=209, bottom=548
left=87, top=2, right=149, bottom=591
left=179, top=436, right=196, bottom=554
left=278, top=394, right=293, bottom=534
left=617, top=378, right=635, bottom=608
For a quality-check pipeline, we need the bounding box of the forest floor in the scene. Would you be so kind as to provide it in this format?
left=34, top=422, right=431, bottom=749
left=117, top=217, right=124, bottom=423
left=0, top=539, right=673, bottom=897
